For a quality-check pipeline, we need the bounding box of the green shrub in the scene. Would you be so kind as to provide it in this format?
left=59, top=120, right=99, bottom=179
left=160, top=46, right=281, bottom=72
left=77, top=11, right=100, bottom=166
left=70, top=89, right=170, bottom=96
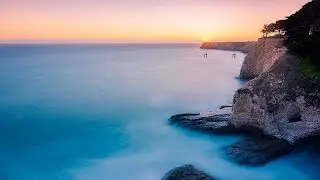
left=284, top=0, right=320, bottom=75
left=263, top=0, right=320, bottom=76
left=301, top=56, right=320, bottom=77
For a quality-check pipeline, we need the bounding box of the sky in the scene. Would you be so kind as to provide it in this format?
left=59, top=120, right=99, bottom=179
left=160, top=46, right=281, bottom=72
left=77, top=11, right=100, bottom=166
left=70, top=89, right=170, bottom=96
left=0, top=0, right=311, bottom=43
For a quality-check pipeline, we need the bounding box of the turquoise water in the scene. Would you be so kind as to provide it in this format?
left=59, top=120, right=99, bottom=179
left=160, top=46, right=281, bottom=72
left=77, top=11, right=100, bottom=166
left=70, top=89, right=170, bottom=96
left=0, top=44, right=318, bottom=180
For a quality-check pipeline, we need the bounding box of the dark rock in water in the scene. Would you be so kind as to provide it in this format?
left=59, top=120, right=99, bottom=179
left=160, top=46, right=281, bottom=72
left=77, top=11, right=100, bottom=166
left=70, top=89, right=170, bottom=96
left=169, top=108, right=238, bottom=134
left=161, top=165, right=215, bottom=180
left=225, top=137, right=293, bottom=166
left=170, top=113, right=201, bottom=121
left=219, top=105, right=232, bottom=109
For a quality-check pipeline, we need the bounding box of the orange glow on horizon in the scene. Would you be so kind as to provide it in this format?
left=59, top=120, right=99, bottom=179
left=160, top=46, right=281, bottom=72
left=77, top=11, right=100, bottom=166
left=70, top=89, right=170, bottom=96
left=0, top=0, right=310, bottom=43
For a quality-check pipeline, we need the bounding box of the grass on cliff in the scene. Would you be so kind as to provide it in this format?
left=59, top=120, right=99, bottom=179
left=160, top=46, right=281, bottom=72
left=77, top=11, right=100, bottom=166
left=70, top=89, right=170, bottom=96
left=301, top=56, right=320, bottom=78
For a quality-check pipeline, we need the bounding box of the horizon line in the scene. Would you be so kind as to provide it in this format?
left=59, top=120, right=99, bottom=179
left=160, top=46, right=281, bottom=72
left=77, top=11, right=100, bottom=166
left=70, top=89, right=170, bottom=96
left=0, top=40, right=256, bottom=44
left=0, top=41, right=204, bottom=44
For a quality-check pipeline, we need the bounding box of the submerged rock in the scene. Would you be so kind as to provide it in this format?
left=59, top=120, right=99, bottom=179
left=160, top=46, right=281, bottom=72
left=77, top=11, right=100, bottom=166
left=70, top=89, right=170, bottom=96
left=169, top=108, right=237, bottom=134
left=225, top=137, right=293, bottom=166
left=231, top=54, right=320, bottom=143
left=161, top=165, right=215, bottom=180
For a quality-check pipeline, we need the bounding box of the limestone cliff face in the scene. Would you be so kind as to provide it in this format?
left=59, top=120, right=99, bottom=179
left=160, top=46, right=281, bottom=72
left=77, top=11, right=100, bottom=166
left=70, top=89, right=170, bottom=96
left=200, top=42, right=256, bottom=53
left=239, top=38, right=287, bottom=80
left=231, top=54, right=320, bottom=143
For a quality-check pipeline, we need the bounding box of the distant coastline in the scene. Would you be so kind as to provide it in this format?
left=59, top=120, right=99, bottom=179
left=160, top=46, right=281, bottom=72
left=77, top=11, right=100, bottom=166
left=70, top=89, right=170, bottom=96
left=200, top=41, right=256, bottom=53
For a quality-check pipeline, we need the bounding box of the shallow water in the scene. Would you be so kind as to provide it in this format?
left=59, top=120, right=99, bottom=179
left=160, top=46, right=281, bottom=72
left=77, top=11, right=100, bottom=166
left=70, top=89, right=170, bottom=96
left=0, top=44, right=319, bottom=180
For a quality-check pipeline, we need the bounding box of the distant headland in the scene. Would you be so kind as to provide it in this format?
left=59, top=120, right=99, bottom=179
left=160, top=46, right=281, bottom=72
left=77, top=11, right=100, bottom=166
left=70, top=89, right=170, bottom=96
left=200, top=41, right=255, bottom=53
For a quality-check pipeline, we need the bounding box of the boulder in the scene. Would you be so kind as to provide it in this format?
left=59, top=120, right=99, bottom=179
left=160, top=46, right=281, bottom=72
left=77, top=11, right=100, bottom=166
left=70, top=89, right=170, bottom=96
left=161, top=165, right=215, bottom=180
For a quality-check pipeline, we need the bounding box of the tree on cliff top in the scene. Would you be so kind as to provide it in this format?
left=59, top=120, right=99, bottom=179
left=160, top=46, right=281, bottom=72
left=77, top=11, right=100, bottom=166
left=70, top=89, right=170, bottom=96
left=261, top=24, right=269, bottom=37
left=261, top=27, right=267, bottom=37
left=261, top=20, right=286, bottom=38
left=284, top=0, right=320, bottom=74
left=274, top=20, right=286, bottom=35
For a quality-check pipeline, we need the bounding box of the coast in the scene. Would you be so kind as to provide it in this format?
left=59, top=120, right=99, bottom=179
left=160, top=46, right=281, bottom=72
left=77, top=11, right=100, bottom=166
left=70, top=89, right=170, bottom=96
left=163, top=1, right=320, bottom=176
left=163, top=37, right=320, bottom=178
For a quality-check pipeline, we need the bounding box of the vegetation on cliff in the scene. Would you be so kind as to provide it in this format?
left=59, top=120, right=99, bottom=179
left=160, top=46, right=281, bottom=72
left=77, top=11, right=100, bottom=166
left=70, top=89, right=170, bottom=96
left=261, top=20, right=285, bottom=38
left=285, top=0, right=320, bottom=76
left=262, top=0, right=320, bottom=76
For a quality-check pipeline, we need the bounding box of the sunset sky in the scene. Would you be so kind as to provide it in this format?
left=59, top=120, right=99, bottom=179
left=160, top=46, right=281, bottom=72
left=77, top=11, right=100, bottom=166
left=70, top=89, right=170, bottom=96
left=0, top=0, right=310, bottom=43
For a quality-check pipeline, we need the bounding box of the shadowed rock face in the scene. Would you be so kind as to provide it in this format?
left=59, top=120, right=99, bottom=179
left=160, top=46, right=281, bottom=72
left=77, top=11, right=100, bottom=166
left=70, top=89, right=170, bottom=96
left=231, top=54, right=320, bottom=143
left=239, top=38, right=286, bottom=80
left=225, top=137, right=293, bottom=166
left=161, top=165, right=215, bottom=180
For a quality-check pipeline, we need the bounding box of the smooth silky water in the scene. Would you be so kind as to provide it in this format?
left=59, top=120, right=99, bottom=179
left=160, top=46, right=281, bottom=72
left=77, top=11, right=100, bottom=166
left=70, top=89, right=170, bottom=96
left=0, top=44, right=318, bottom=180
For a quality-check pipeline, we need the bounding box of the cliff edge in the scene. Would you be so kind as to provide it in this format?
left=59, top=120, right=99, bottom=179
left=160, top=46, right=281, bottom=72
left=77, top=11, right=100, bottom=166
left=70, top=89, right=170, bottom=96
left=239, top=37, right=286, bottom=80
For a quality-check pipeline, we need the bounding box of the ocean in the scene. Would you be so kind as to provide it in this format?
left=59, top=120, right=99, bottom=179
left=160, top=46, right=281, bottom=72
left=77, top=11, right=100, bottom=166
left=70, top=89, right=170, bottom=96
left=0, top=44, right=318, bottom=180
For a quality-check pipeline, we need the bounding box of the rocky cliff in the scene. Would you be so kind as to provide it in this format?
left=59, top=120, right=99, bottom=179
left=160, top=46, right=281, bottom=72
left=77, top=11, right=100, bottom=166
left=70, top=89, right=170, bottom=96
left=239, top=37, right=287, bottom=80
left=200, top=41, right=256, bottom=53
left=231, top=54, right=320, bottom=143
left=167, top=36, right=320, bottom=171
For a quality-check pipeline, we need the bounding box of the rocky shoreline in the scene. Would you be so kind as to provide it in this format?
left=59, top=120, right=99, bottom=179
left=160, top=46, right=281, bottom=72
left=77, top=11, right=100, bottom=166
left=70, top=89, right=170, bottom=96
left=162, top=37, right=320, bottom=179
left=168, top=106, right=294, bottom=166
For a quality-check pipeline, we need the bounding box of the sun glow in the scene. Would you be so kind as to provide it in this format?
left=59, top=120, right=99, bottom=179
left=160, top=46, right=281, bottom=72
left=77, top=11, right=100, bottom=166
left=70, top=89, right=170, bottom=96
left=0, top=0, right=310, bottom=42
